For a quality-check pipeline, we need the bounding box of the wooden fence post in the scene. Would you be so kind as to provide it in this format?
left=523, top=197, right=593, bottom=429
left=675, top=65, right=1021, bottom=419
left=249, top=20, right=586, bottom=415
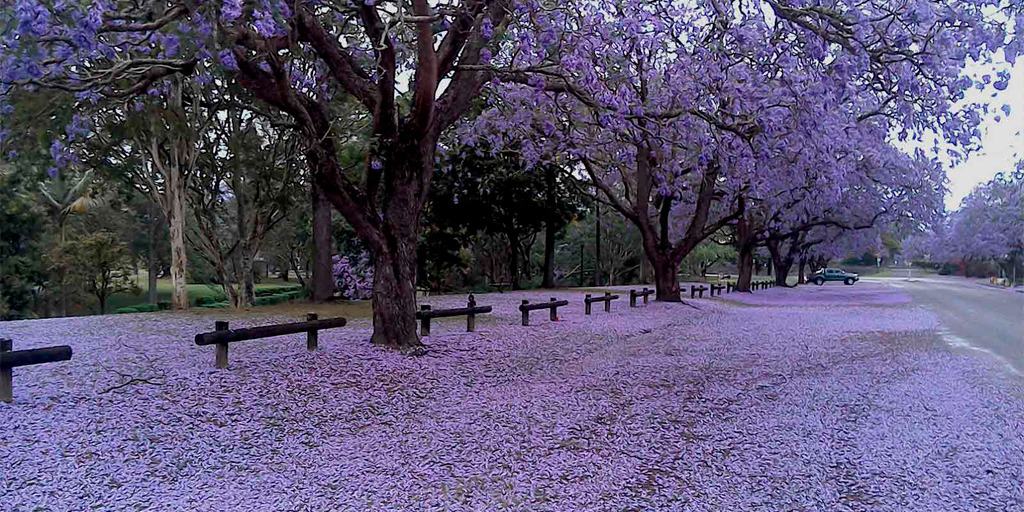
left=467, top=295, right=477, bottom=332
left=306, top=313, right=318, bottom=351
left=521, top=300, right=530, bottom=326
left=643, top=287, right=650, bottom=304
left=585, top=294, right=592, bottom=315
left=604, top=291, right=612, bottom=312
left=215, top=321, right=229, bottom=369
left=549, top=298, right=558, bottom=321
left=630, top=290, right=637, bottom=308
left=1, top=339, right=12, bottom=403
left=420, top=305, right=432, bottom=336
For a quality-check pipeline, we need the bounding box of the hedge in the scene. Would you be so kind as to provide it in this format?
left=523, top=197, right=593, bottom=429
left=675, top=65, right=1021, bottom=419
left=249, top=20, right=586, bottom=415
left=114, top=303, right=161, bottom=314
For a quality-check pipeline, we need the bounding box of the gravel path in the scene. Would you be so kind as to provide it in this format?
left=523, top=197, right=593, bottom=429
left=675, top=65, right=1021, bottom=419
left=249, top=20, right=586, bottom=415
left=2, top=283, right=1022, bottom=511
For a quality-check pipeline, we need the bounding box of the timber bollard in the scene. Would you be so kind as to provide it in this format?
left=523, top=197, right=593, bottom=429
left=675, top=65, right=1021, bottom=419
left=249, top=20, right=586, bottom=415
left=629, top=288, right=654, bottom=307
left=196, top=316, right=348, bottom=368
left=420, top=305, right=432, bottom=336
left=0, top=339, right=10, bottom=403
left=584, top=292, right=619, bottom=314
left=215, top=321, right=230, bottom=369
left=416, top=298, right=492, bottom=335
left=306, top=313, right=319, bottom=351
left=519, top=298, right=568, bottom=326
left=1, top=338, right=74, bottom=403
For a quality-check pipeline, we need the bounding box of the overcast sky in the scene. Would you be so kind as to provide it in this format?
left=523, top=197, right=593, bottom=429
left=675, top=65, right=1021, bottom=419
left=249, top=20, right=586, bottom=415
left=943, top=60, right=1023, bottom=210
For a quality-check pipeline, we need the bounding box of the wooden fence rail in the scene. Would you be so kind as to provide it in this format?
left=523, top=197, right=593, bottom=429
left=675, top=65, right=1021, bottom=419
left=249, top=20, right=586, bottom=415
left=194, top=314, right=347, bottom=368
left=1, top=339, right=73, bottom=403
left=584, top=292, right=619, bottom=314
left=690, top=285, right=708, bottom=299
left=416, top=295, right=493, bottom=336
left=519, top=298, right=569, bottom=326
left=629, top=288, right=654, bottom=307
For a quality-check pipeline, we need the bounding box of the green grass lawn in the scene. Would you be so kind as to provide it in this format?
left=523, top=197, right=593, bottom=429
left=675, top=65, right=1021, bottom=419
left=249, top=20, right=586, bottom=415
left=106, top=274, right=300, bottom=311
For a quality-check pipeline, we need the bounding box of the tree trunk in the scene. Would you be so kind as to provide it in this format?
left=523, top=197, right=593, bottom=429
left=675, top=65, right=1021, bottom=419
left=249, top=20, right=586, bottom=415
left=369, top=247, right=420, bottom=349
left=310, top=137, right=429, bottom=351
left=232, top=172, right=256, bottom=309
left=238, top=247, right=256, bottom=308
left=541, top=224, right=556, bottom=288
left=508, top=231, right=521, bottom=290
left=166, top=177, right=189, bottom=310
left=766, top=240, right=793, bottom=287
left=290, top=249, right=306, bottom=288
left=593, top=202, right=602, bottom=286
left=735, top=214, right=755, bottom=292
left=736, top=244, right=755, bottom=292
left=798, top=257, right=807, bottom=285
left=542, top=165, right=557, bottom=288
left=147, top=206, right=159, bottom=304
left=310, top=183, right=334, bottom=301
left=652, top=253, right=681, bottom=301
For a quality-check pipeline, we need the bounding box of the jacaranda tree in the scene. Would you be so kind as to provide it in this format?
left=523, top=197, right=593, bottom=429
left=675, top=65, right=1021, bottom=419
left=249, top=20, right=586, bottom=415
left=0, top=0, right=1020, bottom=337
left=0, top=0, right=538, bottom=350
left=467, top=0, right=1018, bottom=298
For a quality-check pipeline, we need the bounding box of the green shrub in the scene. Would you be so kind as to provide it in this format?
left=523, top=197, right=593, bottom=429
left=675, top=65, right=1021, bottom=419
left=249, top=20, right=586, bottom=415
left=195, top=296, right=226, bottom=306
left=255, top=286, right=303, bottom=297
left=114, top=303, right=160, bottom=314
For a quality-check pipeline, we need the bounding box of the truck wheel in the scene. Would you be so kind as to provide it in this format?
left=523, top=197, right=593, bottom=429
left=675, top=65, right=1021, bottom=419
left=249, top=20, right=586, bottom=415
left=813, top=278, right=824, bottom=286
left=844, top=278, right=854, bottom=285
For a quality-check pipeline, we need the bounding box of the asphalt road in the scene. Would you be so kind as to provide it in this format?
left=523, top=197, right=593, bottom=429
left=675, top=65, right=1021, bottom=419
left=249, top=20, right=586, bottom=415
left=875, top=276, right=1024, bottom=376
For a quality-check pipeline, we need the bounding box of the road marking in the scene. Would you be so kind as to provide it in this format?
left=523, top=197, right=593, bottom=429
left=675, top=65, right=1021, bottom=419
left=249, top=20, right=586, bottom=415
left=939, top=329, right=1023, bottom=377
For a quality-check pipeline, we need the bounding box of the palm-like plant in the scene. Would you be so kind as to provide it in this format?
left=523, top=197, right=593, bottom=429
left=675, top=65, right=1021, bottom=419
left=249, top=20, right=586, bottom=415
left=38, top=169, right=101, bottom=244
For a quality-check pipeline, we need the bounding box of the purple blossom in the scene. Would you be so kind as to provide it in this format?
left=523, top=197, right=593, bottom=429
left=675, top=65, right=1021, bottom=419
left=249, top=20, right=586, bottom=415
left=481, top=18, right=494, bottom=40
left=1, top=284, right=1022, bottom=509
left=218, top=50, right=239, bottom=71
left=332, top=253, right=374, bottom=299
left=221, top=0, right=242, bottom=22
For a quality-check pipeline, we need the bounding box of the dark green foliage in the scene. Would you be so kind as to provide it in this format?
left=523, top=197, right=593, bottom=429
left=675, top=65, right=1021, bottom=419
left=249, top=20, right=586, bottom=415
left=0, top=173, right=47, bottom=319
left=422, top=148, right=583, bottom=290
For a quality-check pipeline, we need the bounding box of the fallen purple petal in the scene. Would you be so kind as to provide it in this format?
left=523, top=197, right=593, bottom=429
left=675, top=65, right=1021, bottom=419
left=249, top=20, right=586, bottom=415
left=1, top=283, right=1021, bottom=510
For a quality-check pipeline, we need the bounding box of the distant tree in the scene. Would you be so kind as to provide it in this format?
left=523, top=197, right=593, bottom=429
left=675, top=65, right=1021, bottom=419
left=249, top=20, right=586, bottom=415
left=66, top=231, right=139, bottom=314
left=682, top=240, right=736, bottom=278
left=426, top=149, right=582, bottom=290
left=187, top=107, right=303, bottom=308
left=558, top=209, right=644, bottom=287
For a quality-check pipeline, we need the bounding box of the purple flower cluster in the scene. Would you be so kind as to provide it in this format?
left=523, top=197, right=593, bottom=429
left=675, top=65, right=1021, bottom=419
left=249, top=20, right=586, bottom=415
left=332, top=253, right=374, bottom=300
left=1, top=283, right=1022, bottom=510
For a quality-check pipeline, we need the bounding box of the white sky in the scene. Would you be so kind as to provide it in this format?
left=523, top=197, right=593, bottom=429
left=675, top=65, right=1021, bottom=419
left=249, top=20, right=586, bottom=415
left=942, top=60, right=1023, bottom=210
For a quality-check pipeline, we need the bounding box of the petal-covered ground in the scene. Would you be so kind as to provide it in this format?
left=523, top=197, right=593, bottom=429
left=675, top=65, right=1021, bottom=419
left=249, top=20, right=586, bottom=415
left=2, top=283, right=1022, bottom=511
